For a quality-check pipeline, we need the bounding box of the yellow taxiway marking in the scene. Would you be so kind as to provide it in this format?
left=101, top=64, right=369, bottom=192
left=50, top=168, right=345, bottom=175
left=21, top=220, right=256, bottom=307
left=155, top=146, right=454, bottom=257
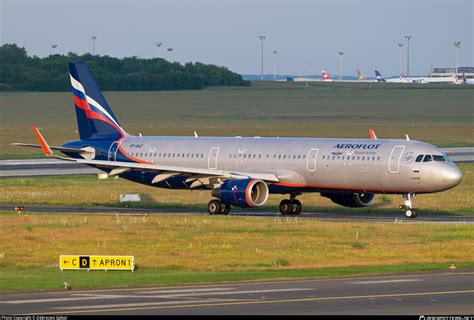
left=29, top=289, right=474, bottom=315
left=6, top=271, right=474, bottom=297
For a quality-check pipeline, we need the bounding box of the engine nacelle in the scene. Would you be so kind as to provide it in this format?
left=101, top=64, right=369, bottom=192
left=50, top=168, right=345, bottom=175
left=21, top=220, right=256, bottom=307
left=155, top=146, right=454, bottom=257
left=322, top=192, right=375, bottom=208
left=212, top=179, right=269, bottom=208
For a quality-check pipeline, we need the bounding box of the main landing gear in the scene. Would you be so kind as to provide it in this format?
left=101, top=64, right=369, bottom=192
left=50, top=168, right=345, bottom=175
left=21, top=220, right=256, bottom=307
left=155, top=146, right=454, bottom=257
left=400, top=193, right=417, bottom=218
left=207, top=199, right=231, bottom=215
left=279, top=194, right=302, bottom=215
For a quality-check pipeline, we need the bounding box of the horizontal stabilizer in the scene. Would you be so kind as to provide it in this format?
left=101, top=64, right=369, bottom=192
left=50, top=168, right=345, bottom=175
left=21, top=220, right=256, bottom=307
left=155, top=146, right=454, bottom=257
left=11, top=143, right=92, bottom=154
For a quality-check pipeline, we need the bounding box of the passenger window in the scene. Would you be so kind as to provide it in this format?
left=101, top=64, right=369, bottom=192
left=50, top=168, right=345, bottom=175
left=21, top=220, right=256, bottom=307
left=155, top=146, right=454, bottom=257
left=423, top=155, right=433, bottom=162
left=433, top=155, right=446, bottom=162
left=415, top=155, right=424, bottom=162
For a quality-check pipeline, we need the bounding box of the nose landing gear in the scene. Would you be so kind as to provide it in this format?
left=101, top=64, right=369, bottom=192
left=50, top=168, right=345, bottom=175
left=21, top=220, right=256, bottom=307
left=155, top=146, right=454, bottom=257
left=400, top=193, right=417, bottom=218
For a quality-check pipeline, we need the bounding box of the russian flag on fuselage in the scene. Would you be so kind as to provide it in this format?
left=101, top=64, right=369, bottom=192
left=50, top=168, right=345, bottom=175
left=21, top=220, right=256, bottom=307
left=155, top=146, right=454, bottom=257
left=69, top=62, right=125, bottom=140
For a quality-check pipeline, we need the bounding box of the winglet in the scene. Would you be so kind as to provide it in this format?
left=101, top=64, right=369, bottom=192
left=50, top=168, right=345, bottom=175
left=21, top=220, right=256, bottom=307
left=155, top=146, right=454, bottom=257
left=32, top=125, right=53, bottom=157
left=369, top=128, right=378, bottom=140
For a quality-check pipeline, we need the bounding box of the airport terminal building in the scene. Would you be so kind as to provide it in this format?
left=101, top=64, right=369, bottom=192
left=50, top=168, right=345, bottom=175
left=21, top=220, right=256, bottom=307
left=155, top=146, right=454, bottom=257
left=429, top=66, right=474, bottom=81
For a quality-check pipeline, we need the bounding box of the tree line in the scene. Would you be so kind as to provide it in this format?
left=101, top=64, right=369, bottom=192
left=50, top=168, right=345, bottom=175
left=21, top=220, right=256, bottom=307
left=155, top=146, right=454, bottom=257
left=0, top=44, right=250, bottom=91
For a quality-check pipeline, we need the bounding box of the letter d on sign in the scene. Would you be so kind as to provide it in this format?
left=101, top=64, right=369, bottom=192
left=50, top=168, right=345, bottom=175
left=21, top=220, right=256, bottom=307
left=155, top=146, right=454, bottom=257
left=80, top=256, right=90, bottom=269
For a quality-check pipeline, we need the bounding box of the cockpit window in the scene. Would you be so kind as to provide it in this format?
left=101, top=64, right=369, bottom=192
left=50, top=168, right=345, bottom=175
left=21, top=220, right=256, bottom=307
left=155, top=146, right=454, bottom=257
left=423, top=154, right=433, bottom=162
left=433, top=155, right=446, bottom=161
left=415, top=155, right=424, bottom=162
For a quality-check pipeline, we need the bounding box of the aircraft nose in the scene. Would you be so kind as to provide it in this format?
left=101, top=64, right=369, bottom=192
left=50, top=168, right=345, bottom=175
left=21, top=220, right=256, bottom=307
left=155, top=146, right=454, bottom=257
left=443, top=164, right=463, bottom=188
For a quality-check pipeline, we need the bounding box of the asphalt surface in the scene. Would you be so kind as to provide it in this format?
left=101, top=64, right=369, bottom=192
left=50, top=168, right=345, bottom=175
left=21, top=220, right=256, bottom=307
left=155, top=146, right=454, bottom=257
left=1, top=270, right=472, bottom=315
left=1, top=147, right=472, bottom=178
left=0, top=205, right=472, bottom=224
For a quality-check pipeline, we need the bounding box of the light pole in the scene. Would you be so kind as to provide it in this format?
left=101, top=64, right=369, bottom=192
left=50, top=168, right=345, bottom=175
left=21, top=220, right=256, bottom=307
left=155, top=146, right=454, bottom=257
left=259, top=35, right=266, bottom=80
left=156, top=42, right=162, bottom=58
left=404, top=35, right=412, bottom=79
left=398, top=43, right=404, bottom=79
left=338, top=51, right=344, bottom=80
left=91, top=35, right=98, bottom=55
left=272, top=50, right=278, bottom=81
left=453, top=41, right=461, bottom=78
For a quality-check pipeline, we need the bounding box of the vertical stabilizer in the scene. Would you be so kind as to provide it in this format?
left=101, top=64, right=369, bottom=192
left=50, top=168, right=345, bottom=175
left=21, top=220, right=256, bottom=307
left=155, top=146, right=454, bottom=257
left=69, top=62, right=126, bottom=140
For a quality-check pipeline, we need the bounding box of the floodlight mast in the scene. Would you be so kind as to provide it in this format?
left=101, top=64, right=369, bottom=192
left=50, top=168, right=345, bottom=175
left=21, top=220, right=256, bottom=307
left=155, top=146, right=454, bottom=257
left=404, top=35, right=412, bottom=79
left=338, top=51, right=344, bottom=80
left=453, top=41, right=461, bottom=78
left=91, top=35, right=98, bottom=55
left=398, top=43, right=404, bottom=80
left=156, top=42, right=162, bottom=58
left=273, top=50, right=278, bottom=81
left=259, top=35, right=266, bottom=80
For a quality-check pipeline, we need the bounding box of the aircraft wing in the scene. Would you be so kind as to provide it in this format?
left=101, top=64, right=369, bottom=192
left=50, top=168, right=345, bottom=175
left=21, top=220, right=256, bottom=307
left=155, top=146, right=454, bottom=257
left=71, top=158, right=280, bottom=183
left=24, top=126, right=280, bottom=185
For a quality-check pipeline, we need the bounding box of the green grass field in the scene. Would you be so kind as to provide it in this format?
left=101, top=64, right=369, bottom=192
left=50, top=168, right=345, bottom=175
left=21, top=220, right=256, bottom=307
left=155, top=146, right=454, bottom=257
left=1, top=81, right=473, bottom=158
left=0, top=212, right=472, bottom=291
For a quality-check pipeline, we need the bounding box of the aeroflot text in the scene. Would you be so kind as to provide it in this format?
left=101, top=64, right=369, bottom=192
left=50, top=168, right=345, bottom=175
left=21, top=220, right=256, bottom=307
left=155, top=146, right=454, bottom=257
left=334, top=144, right=381, bottom=150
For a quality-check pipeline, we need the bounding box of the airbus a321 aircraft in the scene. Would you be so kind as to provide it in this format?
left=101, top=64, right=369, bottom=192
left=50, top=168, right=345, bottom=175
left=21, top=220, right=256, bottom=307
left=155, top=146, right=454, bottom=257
left=15, top=62, right=463, bottom=218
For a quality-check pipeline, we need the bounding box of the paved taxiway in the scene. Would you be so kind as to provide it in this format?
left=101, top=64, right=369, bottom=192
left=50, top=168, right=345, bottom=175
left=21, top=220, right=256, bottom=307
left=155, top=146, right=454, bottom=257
left=1, top=270, right=472, bottom=315
left=0, top=205, right=472, bottom=224
left=1, top=147, right=472, bottom=178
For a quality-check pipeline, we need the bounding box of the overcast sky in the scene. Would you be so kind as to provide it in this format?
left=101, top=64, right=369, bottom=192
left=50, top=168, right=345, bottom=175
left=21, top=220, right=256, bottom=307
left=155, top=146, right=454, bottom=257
left=1, top=0, right=472, bottom=77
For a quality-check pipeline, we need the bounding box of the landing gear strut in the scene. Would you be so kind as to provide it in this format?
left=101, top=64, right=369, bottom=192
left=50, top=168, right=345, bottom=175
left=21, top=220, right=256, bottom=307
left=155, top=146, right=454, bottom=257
left=207, top=199, right=231, bottom=215
left=400, top=193, right=417, bottom=218
left=279, top=194, right=302, bottom=215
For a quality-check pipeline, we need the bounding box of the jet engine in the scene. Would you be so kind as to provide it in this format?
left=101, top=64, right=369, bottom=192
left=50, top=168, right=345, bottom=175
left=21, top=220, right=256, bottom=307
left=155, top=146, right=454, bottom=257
left=212, top=178, right=269, bottom=208
left=322, top=192, right=375, bottom=208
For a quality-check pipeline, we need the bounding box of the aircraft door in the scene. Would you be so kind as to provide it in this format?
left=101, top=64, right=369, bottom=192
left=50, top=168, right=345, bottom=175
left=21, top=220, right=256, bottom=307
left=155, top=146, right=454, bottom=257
left=208, top=147, right=220, bottom=169
left=307, top=148, right=319, bottom=171
left=388, top=145, right=405, bottom=174
left=108, top=141, right=120, bottom=162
